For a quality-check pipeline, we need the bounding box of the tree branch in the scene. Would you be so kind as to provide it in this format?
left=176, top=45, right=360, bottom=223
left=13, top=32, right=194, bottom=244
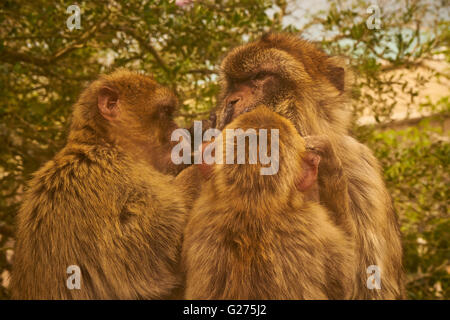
left=0, top=20, right=106, bottom=66
left=118, top=26, right=171, bottom=75
left=186, top=68, right=218, bottom=75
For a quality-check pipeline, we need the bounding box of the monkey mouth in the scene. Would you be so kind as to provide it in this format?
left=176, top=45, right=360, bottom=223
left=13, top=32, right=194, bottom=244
left=236, top=106, right=255, bottom=118
left=221, top=105, right=256, bottom=129
left=221, top=102, right=307, bottom=138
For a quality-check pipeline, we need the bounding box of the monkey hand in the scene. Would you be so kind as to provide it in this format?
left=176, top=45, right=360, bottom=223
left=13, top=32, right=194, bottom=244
left=304, top=135, right=352, bottom=233
left=304, top=135, right=343, bottom=179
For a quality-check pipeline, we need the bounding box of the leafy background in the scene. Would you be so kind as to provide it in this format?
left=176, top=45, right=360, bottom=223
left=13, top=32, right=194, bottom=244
left=0, top=0, right=448, bottom=299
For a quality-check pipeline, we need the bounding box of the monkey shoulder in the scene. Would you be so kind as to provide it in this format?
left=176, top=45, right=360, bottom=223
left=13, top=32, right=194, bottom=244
left=280, top=200, right=353, bottom=259
left=39, top=144, right=127, bottom=188
left=290, top=202, right=339, bottom=237
left=20, top=145, right=137, bottom=223
left=295, top=202, right=356, bottom=269
left=338, top=135, right=391, bottom=197
left=337, top=135, right=380, bottom=167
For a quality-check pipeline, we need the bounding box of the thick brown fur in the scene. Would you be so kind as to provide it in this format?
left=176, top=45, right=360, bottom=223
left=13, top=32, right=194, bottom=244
left=182, top=106, right=356, bottom=299
left=11, top=69, right=188, bottom=299
left=213, top=33, right=404, bottom=299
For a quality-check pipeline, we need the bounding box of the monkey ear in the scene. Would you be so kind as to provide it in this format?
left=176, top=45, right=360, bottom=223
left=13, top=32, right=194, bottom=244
left=325, top=56, right=349, bottom=92
left=326, top=65, right=345, bottom=92
left=296, top=152, right=320, bottom=191
left=98, top=86, right=119, bottom=120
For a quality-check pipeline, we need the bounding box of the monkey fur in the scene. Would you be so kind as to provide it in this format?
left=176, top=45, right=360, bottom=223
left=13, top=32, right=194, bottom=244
left=212, top=33, right=404, bottom=299
left=182, top=106, right=356, bottom=299
left=11, top=69, right=188, bottom=299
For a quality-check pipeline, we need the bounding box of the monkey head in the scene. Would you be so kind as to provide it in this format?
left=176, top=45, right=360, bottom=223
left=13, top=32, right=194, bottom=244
left=202, top=106, right=320, bottom=208
left=215, top=33, right=354, bottom=136
left=70, top=69, right=180, bottom=174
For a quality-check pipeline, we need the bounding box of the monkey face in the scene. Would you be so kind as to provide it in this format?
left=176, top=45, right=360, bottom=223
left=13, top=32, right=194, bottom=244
left=146, top=85, right=179, bottom=142
left=215, top=34, right=352, bottom=134
left=90, top=69, right=181, bottom=173
left=95, top=70, right=177, bottom=137
left=217, top=49, right=302, bottom=129
left=220, top=70, right=293, bottom=128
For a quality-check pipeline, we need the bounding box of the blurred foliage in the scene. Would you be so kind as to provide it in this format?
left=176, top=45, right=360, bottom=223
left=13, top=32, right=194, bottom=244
left=0, top=0, right=448, bottom=299
left=361, top=117, right=449, bottom=299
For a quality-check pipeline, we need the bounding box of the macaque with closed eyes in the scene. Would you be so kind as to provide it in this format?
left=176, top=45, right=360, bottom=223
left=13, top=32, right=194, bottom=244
left=210, top=33, right=404, bottom=299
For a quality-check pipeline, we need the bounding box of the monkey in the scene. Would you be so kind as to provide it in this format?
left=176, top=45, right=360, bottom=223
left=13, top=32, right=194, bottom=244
left=182, top=106, right=356, bottom=300
left=210, top=33, right=404, bottom=299
left=11, top=69, right=189, bottom=299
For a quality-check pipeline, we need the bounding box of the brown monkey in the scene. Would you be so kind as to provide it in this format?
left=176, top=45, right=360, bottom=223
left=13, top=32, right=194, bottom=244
left=182, top=106, right=356, bottom=299
left=11, top=69, right=188, bottom=299
left=211, top=33, right=404, bottom=299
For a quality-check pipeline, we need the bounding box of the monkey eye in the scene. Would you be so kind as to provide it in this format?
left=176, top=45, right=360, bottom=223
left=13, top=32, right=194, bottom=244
left=158, top=104, right=174, bottom=118
left=252, top=71, right=270, bottom=81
